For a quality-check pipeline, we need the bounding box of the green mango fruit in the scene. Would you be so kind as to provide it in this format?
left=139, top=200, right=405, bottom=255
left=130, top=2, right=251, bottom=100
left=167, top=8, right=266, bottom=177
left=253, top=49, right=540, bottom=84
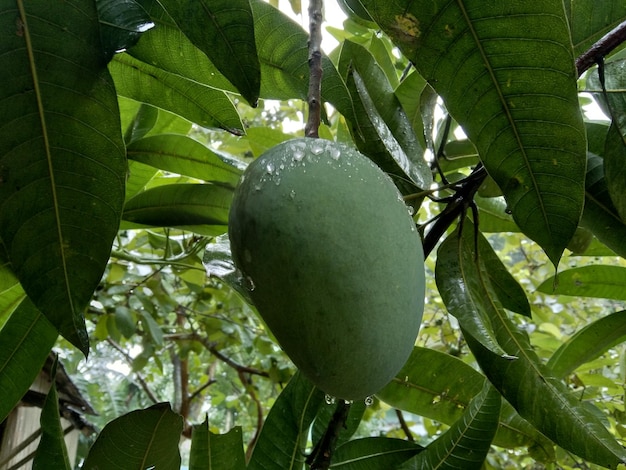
left=228, top=138, right=425, bottom=400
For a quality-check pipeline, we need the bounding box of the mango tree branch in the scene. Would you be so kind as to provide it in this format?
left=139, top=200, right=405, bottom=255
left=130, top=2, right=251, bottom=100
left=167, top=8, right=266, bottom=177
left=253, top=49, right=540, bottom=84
left=576, top=20, right=626, bottom=76
left=304, top=0, right=324, bottom=138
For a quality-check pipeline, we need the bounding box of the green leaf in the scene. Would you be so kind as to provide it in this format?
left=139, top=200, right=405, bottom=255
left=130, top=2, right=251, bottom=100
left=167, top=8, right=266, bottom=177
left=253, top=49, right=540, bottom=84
left=604, top=123, right=626, bottom=222
left=0, top=298, right=57, bottom=423
left=565, top=2, right=626, bottom=56
left=123, top=102, right=159, bottom=143
left=190, top=418, right=246, bottom=470
left=157, top=0, right=260, bottom=106
left=0, top=0, right=127, bottom=354
left=246, top=127, right=293, bottom=157
left=451, top=230, right=626, bottom=467
left=581, top=153, right=626, bottom=258
left=435, top=225, right=512, bottom=357
left=338, top=40, right=432, bottom=191
left=363, top=0, right=587, bottom=266
left=395, top=71, right=429, bottom=150
left=330, top=437, right=423, bottom=469
left=398, top=382, right=500, bottom=470
left=138, top=310, right=164, bottom=347
left=203, top=234, right=254, bottom=305
left=0, top=261, right=26, bottom=330
left=467, top=321, right=626, bottom=468
left=33, top=359, right=71, bottom=470
left=125, top=160, right=159, bottom=201
left=479, top=232, right=531, bottom=317
left=475, top=196, right=519, bottom=233
left=587, top=60, right=626, bottom=222
left=537, top=265, right=626, bottom=300
left=127, top=134, right=243, bottom=187
left=109, top=52, right=243, bottom=134
left=249, top=0, right=353, bottom=119
left=97, top=0, right=154, bottom=61
left=126, top=12, right=236, bottom=94
left=123, top=183, right=233, bottom=231
left=377, top=347, right=553, bottom=452
left=247, top=372, right=325, bottom=470
left=548, top=310, right=626, bottom=379
left=82, top=402, right=183, bottom=470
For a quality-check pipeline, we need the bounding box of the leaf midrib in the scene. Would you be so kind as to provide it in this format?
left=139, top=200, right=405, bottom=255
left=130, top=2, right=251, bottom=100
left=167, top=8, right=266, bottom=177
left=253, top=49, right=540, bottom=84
left=455, top=0, right=550, bottom=238
left=17, top=0, right=75, bottom=317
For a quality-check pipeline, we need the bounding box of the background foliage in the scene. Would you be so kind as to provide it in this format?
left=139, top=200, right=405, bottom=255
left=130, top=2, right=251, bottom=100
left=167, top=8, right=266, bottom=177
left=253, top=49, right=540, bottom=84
left=2, top=0, right=626, bottom=468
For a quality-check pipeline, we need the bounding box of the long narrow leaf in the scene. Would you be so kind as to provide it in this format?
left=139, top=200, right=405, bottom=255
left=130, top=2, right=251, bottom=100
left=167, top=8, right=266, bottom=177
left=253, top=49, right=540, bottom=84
left=97, top=0, right=154, bottom=60
left=123, top=183, right=233, bottom=231
left=249, top=0, right=354, bottom=121
left=157, top=0, right=260, bottom=106
left=581, top=153, right=626, bottom=258
left=548, top=310, right=626, bottom=379
left=537, top=265, right=626, bottom=300
left=0, top=0, right=127, bottom=353
left=110, top=53, right=243, bottom=134
left=127, top=134, right=242, bottom=187
left=362, top=0, right=587, bottom=266
left=398, top=382, right=500, bottom=470
left=0, top=298, right=57, bottom=423
left=33, top=359, right=71, bottom=470
left=127, top=10, right=236, bottom=93
left=338, top=40, right=432, bottom=191
left=247, top=372, right=324, bottom=470
left=450, top=230, right=626, bottom=467
left=436, top=225, right=511, bottom=357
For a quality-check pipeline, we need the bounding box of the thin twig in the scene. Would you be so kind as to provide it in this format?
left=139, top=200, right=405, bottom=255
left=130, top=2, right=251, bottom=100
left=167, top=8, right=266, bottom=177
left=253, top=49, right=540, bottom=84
left=576, top=19, right=626, bottom=77
left=106, top=338, right=159, bottom=403
left=165, top=332, right=270, bottom=378
left=239, top=371, right=265, bottom=463
left=304, top=0, right=324, bottom=137
left=395, top=409, right=415, bottom=441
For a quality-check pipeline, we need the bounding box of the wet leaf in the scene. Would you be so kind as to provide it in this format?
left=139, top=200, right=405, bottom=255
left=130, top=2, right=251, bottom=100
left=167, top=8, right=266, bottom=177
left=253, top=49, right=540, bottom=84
left=339, top=40, right=432, bottom=191
left=97, top=0, right=154, bottom=60
left=362, top=0, right=587, bottom=266
left=249, top=0, right=353, bottom=120
left=436, top=224, right=512, bottom=357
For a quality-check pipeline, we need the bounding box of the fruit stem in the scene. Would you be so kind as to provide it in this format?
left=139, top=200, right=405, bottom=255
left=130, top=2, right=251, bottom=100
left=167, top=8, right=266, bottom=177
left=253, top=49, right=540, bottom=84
left=305, top=0, right=324, bottom=138
left=306, top=399, right=351, bottom=469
